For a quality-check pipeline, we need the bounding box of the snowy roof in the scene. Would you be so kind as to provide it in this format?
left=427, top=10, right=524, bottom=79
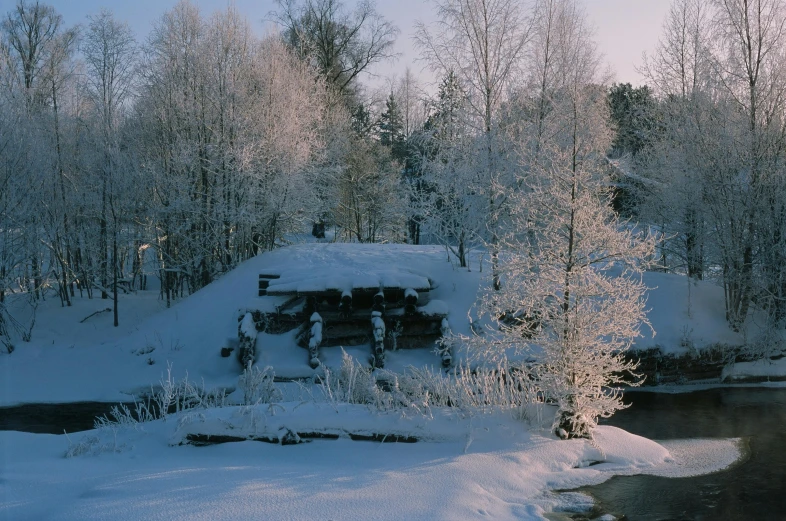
left=266, top=266, right=433, bottom=295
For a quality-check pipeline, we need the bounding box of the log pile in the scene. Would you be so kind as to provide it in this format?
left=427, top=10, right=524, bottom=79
left=240, top=266, right=451, bottom=369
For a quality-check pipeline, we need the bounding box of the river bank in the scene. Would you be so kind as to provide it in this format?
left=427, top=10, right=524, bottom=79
left=574, top=387, right=786, bottom=520
left=630, top=346, right=786, bottom=385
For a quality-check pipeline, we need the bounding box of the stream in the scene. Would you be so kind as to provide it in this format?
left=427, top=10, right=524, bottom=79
left=578, top=387, right=786, bottom=520
left=0, top=402, right=134, bottom=434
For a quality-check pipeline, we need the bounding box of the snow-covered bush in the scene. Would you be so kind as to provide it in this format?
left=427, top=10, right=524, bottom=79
left=319, top=349, right=391, bottom=408
left=239, top=365, right=281, bottom=405
left=385, top=363, right=537, bottom=415
left=93, top=364, right=226, bottom=430
left=64, top=433, right=105, bottom=458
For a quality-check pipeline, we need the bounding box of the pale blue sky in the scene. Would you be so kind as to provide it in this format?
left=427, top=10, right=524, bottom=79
left=0, top=0, right=671, bottom=89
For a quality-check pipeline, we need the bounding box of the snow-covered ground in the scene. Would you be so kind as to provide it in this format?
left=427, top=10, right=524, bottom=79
left=2, top=401, right=742, bottom=521
left=0, top=243, right=762, bottom=520
left=0, top=243, right=769, bottom=406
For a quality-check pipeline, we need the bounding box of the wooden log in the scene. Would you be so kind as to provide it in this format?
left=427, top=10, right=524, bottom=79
left=308, top=312, right=323, bottom=368
left=258, top=274, right=280, bottom=296
left=238, top=312, right=257, bottom=368
left=438, top=318, right=453, bottom=368
left=372, top=311, right=385, bottom=368
left=404, top=288, right=418, bottom=316
left=303, top=295, right=318, bottom=317
left=339, top=290, right=352, bottom=318
left=276, top=295, right=301, bottom=314
left=372, top=289, right=385, bottom=314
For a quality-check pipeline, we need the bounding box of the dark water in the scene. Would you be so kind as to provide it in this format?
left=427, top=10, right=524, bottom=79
left=0, top=402, right=134, bottom=434
left=579, top=387, right=786, bottom=521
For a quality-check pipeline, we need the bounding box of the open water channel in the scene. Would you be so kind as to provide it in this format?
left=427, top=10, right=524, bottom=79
left=578, top=387, right=786, bottom=521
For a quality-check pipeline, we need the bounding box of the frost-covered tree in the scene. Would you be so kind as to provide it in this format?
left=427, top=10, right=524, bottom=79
left=274, top=0, right=398, bottom=99
left=331, top=132, right=406, bottom=243
left=478, top=86, right=656, bottom=439
left=474, top=1, right=656, bottom=438
left=709, top=0, right=786, bottom=329
left=416, top=0, right=532, bottom=289
left=638, top=0, right=786, bottom=331
left=135, top=2, right=332, bottom=304
left=1, top=0, right=72, bottom=302
left=414, top=71, right=485, bottom=267
left=640, top=0, right=713, bottom=99
left=83, top=9, right=137, bottom=324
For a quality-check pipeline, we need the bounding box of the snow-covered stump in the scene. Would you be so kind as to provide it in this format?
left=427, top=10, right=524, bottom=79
left=404, top=288, right=418, bottom=316
left=371, top=311, right=386, bottom=368
left=339, top=290, right=353, bottom=318
left=308, top=312, right=323, bottom=369
left=238, top=312, right=258, bottom=368
left=437, top=318, right=453, bottom=368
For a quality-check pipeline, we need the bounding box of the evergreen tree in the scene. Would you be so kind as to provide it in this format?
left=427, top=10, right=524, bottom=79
left=378, top=92, right=406, bottom=163
left=607, top=83, right=658, bottom=158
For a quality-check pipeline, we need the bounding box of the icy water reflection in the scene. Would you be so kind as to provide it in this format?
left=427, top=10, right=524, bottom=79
left=579, top=387, right=786, bottom=521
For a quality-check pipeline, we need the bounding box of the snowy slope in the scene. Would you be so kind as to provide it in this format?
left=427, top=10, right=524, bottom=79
left=0, top=243, right=760, bottom=406
left=0, top=244, right=752, bottom=521
left=635, top=272, right=748, bottom=354
left=1, top=244, right=485, bottom=405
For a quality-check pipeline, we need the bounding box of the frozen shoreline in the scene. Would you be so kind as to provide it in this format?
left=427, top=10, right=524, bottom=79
left=0, top=402, right=745, bottom=521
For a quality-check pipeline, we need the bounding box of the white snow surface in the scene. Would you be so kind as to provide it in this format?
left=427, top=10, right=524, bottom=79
left=0, top=243, right=753, bottom=520
left=1, top=403, right=742, bottom=521
left=722, top=357, right=786, bottom=381
left=267, top=266, right=432, bottom=294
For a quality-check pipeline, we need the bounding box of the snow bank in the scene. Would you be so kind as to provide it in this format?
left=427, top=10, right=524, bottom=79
left=722, top=357, right=786, bottom=382
left=0, top=404, right=743, bottom=521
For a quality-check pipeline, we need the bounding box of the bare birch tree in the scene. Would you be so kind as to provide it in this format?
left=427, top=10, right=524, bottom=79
left=274, top=0, right=398, bottom=98
left=416, top=0, right=532, bottom=289
left=83, top=9, right=137, bottom=325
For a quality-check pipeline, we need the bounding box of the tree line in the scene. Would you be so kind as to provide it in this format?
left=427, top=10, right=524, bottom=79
left=2, top=0, right=785, bottom=437
left=608, top=0, right=786, bottom=347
